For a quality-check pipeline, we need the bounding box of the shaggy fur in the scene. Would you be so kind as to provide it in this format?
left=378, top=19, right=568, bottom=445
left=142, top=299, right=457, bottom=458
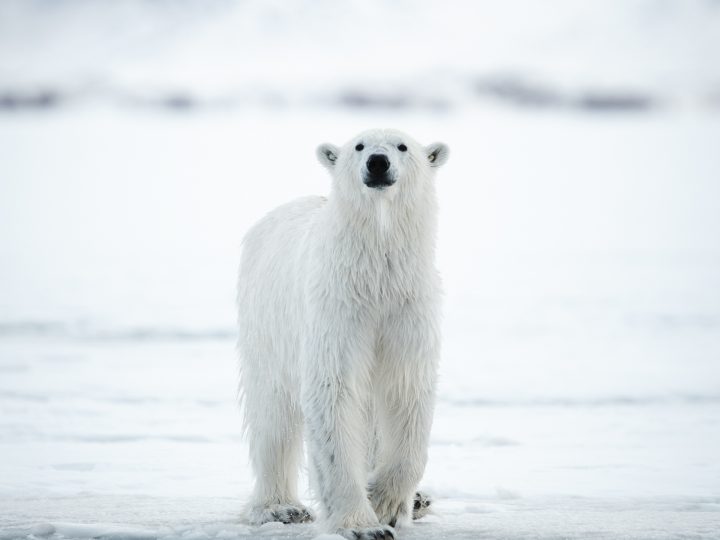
left=237, top=129, right=448, bottom=539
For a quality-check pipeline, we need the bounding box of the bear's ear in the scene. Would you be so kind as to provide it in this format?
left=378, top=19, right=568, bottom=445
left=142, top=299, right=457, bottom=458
left=316, top=143, right=340, bottom=170
left=425, top=142, right=449, bottom=168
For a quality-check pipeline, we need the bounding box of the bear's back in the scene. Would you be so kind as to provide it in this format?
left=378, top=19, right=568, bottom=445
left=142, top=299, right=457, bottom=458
left=237, top=195, right=327, bottom=365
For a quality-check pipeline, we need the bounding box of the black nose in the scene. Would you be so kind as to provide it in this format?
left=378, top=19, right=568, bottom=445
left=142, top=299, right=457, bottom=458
left=367, top=154, right=390, bottom=175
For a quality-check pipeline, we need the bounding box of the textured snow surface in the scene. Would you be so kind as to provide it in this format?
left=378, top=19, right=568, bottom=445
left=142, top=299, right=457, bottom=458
left=2, top=1, right=720, bottom=539
left=2, top=367, right=720, bottom=540
left=1, top=106, right=719, bottom=538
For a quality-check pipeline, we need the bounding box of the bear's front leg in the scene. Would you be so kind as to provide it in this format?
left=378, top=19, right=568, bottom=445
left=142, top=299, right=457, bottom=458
left=367, top=384, right=435, bottom=528
left=301, top=312, right=396, bottom=540
left=369, top=299, right=440, bottom=528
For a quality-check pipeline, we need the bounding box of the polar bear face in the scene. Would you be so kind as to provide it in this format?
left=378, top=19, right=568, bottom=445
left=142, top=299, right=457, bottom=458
left=316, top=129, right=448, bottom=200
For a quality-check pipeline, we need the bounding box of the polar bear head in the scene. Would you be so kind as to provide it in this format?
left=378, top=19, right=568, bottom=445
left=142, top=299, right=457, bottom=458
left=316, top=129, right=448, bottom=203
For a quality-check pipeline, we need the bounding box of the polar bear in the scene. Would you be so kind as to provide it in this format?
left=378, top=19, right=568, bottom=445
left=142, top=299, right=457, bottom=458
left=237, top=129, right=448, bottom=539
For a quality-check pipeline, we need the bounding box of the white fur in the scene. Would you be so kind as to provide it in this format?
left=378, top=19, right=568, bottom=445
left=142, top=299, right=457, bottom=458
left=237, top=129, right=448, bottom=539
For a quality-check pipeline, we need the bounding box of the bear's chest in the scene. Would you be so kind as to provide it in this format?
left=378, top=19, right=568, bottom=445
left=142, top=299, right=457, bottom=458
left=339, top=247, right=423, bottom=305
left=303, top=217, right=432, bottom=307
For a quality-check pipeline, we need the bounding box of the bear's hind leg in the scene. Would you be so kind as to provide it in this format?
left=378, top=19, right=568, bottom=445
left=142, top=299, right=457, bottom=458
left=243, top=380, right=314, bottom=525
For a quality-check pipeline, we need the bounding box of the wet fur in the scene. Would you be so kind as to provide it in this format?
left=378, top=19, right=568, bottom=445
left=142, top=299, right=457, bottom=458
left=237, top=129, right=448, bottom=538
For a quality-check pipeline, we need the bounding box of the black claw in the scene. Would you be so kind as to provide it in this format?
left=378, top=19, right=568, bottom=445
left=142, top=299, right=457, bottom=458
left=414, top=491, right=432, bottom=509
left=388, top=517, right=397, bottom=528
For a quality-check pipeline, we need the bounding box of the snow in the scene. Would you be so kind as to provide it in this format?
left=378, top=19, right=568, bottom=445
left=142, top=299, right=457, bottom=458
left=2, top=1, right=720, bottom=539
left=1, top=105, right=719, bottom=539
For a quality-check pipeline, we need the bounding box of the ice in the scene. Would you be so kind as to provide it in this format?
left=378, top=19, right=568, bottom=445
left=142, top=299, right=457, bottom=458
left=1, top=104, right=719, bottom=538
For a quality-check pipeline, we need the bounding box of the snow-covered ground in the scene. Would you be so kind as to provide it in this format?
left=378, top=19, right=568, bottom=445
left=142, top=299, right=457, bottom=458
left=2, top=103, right=719, bottom=540
left=2, top=1, right=720, bottom=539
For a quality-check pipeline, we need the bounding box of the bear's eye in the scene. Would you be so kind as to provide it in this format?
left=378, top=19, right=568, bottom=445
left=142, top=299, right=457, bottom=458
left=398, top=144, right=408, bottom=152
left=355, top=143, right=364, bottom=151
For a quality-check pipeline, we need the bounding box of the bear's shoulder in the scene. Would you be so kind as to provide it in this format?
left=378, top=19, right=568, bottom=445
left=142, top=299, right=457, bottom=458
left=242, top=195, right=326, bottom=247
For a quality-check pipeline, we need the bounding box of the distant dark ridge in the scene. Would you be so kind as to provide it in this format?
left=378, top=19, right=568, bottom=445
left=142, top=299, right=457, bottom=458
left=0, top=320, right=236, bottom=341
left=475, top=76, right=657, bottom=111
left=0, top=76, right=665, bottom=113
left=576, top=92, right=654, bottom=111
left=338, top=90, right=451, bottom=111
left=476, top=77, right=563, bottom=107
left=0, top=89, right=63, bottom=110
